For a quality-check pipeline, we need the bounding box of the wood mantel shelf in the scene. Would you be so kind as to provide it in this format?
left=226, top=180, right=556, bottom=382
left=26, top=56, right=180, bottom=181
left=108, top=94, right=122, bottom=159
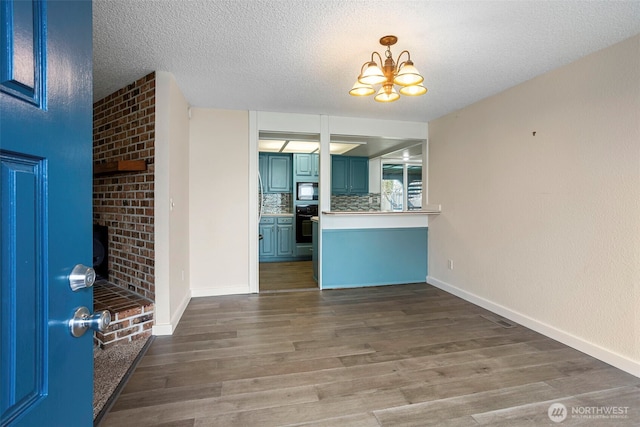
left=94, top=160, right=146, bottom=176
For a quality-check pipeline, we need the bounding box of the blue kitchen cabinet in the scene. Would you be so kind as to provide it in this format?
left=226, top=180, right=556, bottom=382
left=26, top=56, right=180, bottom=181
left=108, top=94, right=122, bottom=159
left=259, top=153, right=292, bottom=193
left=331, top=156, right=349, bottom=194
left=294, top=153, right=319, bottom=179
left=349, top=157, right=369, bottom=194
left=259, top=217, right=276, bottom=257
left=260, top=216, right=294, bottom=261
left=276, top=217, right=294, bottom=257
left=268, top=154, right=292, bottom=193
left=331, top=155, right=368, bottom=195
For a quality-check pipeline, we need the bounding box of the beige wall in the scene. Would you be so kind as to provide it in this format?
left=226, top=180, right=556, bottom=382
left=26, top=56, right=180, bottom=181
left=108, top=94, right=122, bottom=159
left=189, top=109, right=250, bottom=296
left=428, top=35, right=640, bottom=375
left=154, top=71, right=191, bottom=334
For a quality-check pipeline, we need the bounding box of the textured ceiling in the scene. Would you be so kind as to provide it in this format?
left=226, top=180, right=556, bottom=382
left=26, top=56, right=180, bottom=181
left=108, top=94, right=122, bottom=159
left=93, top=1, right=640, bottom=123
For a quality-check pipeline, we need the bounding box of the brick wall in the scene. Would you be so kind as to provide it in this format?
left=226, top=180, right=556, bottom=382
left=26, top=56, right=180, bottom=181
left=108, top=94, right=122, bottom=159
left=94, top=303, right=154, bottom=349
left=93, top=72, right=156, bottom=300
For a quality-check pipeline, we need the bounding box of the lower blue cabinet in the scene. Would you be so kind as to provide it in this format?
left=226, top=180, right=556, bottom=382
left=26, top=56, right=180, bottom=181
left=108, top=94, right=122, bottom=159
left=276, top=218, right=294, bottom=257
left=259, top=218, right=276, bottom=257
left=260, top=216, right=294, bottom=261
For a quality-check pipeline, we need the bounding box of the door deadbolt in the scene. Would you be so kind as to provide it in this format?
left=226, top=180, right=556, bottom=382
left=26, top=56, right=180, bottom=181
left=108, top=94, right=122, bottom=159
left=69, top=264, right=96, bottom=291
left=69, top=306, right=111, bottom=337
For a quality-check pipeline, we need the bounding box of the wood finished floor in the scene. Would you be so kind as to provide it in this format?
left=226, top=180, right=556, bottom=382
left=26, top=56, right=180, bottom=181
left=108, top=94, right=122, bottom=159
left=259, top=261, right=318, bottom=292
left=100, top=283, right=640, bottom=426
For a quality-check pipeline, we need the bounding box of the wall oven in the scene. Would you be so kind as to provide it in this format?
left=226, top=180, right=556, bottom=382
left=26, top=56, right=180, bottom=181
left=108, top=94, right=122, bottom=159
left=295, top=204, right=318, bottom=243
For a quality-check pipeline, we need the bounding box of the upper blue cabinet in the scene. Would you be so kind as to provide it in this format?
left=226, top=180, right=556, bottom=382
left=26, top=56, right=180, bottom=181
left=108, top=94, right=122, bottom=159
left=331, top=155, right=368, bottom=195
left=260, top=153, right=292, bottom=193
left=294, top=153, right=319, bottom=180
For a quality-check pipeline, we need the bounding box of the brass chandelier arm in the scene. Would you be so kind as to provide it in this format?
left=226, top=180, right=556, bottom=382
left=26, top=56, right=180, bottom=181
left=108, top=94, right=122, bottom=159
left=359, top=61, right=370, bottom=75
left=370, top=51, right=384, bottom=67
left=357, top=51, right=384, bottom=79
left=395, top=50, right=412, bottom=69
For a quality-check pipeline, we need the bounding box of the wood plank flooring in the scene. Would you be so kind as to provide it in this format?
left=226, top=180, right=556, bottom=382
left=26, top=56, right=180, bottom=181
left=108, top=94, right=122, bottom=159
left=259, top=261, right=318, bottom=292
left=100, top=283, right=640, bottom=426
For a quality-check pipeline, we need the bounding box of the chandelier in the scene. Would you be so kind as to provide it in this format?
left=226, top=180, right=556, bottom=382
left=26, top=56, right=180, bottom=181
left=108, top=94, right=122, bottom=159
left=349, top=35, right=427, bottom=103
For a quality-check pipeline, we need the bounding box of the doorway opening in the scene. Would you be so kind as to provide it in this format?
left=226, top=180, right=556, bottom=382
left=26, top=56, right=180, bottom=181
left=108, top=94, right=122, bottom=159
left=258, top=132, right=320, bottom=292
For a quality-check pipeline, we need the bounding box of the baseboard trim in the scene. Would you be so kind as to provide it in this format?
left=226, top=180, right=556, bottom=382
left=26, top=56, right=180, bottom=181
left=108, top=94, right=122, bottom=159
left=190, top=283, right=250, bottom=297
left=427, top=275, right=640, bottom=378
left=152, top=289, right=191, bottom=336
left=151, top=323, right=173, bottom=336
left=322, top=280, right=426, bottom=290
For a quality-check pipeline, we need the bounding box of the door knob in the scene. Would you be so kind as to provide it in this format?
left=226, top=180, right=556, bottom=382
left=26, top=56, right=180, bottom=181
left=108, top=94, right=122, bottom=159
left=69, top=264, right=96, bottom=291
left=69, top=306, right=111, bottom=337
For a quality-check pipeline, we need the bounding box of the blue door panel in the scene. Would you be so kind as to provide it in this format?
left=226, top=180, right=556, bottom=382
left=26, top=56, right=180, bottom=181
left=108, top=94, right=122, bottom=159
left=0, top=154, right=47, bottom=424
left=0, top=0, right=46, bottom=106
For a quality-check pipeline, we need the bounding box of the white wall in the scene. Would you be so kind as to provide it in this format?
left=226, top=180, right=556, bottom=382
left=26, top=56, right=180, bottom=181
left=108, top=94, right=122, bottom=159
left=368, top=157, right=381, bottom=193
left=189, top=109, right=250, bottom=296
left=428, top=35, right=640, bottom=376
left=153, top=71, right=191, bottom=335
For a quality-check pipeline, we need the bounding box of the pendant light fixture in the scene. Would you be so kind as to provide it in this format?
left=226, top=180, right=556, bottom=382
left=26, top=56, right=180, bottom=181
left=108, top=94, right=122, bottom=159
left=349, top=35, right=427, bottom=103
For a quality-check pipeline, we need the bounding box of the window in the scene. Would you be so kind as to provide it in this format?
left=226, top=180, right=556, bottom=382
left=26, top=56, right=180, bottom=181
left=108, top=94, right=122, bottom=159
left=381, top=163, right=422, bottom=211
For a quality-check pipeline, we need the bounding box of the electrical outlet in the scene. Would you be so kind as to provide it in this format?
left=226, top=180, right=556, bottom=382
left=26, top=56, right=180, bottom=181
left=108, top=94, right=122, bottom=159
left=448, top=259, right=454, bottom=270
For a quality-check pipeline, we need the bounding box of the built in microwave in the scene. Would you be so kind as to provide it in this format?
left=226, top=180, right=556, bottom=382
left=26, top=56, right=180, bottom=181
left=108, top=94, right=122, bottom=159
left=297, top=182, right=318, bottom=201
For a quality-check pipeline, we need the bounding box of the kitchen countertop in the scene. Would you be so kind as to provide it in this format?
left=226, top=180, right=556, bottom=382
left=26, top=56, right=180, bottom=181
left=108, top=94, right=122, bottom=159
left=261, top=213, right=294, bottom=217
left=323, top=205, right=441, bottom=215
left=319, top=205, right=441, bottom=230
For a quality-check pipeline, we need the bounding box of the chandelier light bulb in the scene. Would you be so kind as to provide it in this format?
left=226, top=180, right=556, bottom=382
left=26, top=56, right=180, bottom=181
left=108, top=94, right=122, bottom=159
left=374, top=84, right=399, bottom=102
left=394, top=61, right=424, bottom=86
left=349, top=81, right=376, bottom=96
left=399, top=83, right=428, bottom=96
left=358, top=62, right=386, bottom=85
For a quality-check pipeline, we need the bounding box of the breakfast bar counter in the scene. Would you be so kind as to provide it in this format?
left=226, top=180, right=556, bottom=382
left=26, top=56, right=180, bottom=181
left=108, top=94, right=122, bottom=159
left=320, top=205, right=440, bottom=230
left=322, top=205, right=441, bottom=215
left=316, top=205, right=441, bottom=289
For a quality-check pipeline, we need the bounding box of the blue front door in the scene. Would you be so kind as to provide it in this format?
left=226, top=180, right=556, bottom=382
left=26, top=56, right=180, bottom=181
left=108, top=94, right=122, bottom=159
left=1, top=0, right=94, bottom=425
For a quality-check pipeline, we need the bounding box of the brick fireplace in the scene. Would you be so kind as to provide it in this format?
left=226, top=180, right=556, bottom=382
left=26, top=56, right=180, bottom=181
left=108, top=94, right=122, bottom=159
left=92, top=72, right=156, bottom=346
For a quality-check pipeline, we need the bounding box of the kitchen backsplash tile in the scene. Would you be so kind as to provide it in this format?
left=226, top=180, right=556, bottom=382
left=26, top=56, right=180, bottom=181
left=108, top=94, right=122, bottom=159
left=331, top=193, right=381, bottom=212
left=261, top=193, right=292, bottom=214
left=260, top=193, right=380, bottom=213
